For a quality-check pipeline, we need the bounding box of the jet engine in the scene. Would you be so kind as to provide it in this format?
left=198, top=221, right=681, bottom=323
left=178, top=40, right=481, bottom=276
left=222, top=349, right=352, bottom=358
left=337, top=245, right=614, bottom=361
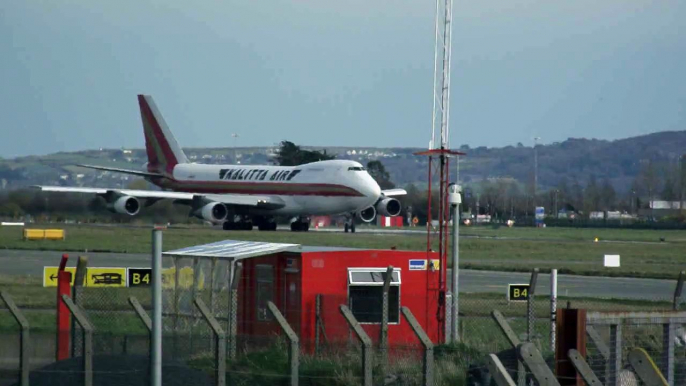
left=357, top=206, right=376, bottom=223
left=376, top=197, right=402, bottom=217
left=107, top=196, right=140, bottom=216
left=193, top=202, right=229, bottom=223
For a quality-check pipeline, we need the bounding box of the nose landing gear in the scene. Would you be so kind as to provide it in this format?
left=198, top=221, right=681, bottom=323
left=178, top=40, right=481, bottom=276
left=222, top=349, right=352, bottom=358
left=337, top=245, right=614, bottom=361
left=344, top=213, right=356, bottom=233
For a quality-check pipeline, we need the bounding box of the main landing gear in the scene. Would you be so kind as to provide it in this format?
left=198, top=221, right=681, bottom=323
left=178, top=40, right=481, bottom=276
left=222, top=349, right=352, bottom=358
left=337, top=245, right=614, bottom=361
left=222, top=218, right=253, bottom=231
left=290, top=217, right=310, bottom=232
left=344, top=213, right=356, bottom=233
left=223, top=216, right=277, bottom=231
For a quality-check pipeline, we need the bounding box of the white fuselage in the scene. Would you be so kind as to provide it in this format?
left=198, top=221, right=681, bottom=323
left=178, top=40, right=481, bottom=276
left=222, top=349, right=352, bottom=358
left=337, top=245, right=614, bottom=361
left=152, top=159, right=381, bottom=217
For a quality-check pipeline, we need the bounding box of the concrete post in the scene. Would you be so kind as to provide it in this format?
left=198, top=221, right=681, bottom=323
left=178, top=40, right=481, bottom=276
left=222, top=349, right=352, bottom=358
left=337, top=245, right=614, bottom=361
left=380, top=265, right=393, bottom=377
left=195, top=297, right=226, bottom=386
left=550, top=269, right=557, bottom=352
left=268, top=302, right=299, bottom=386
left=1, top=291, right=30, bottom=386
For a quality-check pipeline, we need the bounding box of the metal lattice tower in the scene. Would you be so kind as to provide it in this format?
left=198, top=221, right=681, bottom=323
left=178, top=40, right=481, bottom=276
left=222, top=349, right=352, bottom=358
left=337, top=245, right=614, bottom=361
left=416, top=0, right=462, bottom=344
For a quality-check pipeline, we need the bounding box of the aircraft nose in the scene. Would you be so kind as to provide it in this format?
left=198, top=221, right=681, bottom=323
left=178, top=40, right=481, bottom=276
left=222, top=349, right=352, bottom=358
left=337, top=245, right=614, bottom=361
left=364, top=175, right=382, bottom=199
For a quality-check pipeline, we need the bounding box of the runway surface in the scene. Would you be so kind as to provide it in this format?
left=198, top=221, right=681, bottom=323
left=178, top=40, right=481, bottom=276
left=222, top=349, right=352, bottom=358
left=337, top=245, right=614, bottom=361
left=0, top=249, right=675, bottom=300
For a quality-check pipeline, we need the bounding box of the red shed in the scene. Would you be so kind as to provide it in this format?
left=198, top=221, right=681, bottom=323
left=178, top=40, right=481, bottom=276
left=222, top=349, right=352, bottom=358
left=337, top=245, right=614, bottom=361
left=165, top=240, right=442, bottom=352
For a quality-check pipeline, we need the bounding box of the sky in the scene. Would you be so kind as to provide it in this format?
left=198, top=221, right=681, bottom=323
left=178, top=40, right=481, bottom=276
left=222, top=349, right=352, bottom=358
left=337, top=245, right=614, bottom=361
left=1, top=0, right=684, bottom=157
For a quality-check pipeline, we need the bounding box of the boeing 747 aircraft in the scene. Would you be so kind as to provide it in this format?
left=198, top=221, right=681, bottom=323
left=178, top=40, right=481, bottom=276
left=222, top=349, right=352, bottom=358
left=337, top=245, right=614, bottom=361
left=35, top=95, right=406, bottom=232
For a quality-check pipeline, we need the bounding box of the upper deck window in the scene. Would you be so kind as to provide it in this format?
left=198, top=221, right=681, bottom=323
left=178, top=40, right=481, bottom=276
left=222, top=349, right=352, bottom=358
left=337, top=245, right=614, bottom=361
left=347, top=167, right=367, bottom=171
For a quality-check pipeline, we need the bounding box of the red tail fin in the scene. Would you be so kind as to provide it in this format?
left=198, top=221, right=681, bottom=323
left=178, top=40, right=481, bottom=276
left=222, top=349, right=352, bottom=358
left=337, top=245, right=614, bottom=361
left=138, top=95, right=188, bottom=174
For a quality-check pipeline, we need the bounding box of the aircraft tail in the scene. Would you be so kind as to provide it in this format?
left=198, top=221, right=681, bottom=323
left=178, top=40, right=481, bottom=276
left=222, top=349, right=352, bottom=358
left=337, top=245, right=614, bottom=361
left=137, top=94, right=189, bottom=174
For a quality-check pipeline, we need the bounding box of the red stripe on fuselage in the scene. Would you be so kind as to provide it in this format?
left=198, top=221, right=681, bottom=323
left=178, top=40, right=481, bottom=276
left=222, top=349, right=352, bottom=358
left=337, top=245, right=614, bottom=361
left=154, top=177, right=364, bottom=197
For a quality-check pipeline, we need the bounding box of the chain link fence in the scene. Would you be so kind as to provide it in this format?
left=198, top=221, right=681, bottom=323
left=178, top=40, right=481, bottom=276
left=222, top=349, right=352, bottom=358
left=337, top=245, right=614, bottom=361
left=2, top=272, right=685, bottom=385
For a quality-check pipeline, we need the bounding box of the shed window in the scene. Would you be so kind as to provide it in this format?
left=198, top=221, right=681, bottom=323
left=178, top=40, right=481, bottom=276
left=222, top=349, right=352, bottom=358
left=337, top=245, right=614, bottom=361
left=256, top=265, right=274, bottom=321
left=348, top=268, right=400, bottom=324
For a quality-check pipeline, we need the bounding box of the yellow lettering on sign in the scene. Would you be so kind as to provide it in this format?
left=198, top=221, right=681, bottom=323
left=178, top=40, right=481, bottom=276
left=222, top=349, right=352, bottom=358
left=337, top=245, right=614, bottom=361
left=132, top=272, right=151, bottom=285
left=513, top=289, right=520, bottom=298
left=85, top=268, right=127, bottom=287
left=521, top=289, right=527, bottom=298
left=43, top=267, right=77, bottom=287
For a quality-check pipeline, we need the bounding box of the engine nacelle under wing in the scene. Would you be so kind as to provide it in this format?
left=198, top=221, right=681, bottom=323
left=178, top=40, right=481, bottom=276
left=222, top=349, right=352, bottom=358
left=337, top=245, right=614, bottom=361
left=357, top=206, right=376, bottom=223
left=107, top=196, right=140, bottom=216
left=192, top=202, right=229, bottom=223
left=376, top=197, right=402, bottom=217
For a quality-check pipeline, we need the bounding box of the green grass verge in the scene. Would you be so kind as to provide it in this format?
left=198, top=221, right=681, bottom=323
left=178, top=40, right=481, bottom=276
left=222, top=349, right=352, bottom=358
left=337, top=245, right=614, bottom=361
left=1, top=224, right=685, bottom=279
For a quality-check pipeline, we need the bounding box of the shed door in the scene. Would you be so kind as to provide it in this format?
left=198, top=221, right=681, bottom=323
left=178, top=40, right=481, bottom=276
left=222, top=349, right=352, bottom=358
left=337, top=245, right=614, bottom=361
left=283, top=269, right=301, bottom=334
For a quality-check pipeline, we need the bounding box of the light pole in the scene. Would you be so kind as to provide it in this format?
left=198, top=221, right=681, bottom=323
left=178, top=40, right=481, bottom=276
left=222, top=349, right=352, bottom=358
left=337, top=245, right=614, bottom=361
left=554, top=189, right=559, bottom=218
left=533, top=137, right=541, bottom=206
left=231, top=133, right=240, bottom=164
left=448, top=184, right=461, bottom=343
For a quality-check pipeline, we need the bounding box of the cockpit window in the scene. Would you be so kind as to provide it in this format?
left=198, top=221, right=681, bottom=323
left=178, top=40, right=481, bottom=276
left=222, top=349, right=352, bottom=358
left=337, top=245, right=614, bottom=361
left=348, top=167, right=367, bottom=171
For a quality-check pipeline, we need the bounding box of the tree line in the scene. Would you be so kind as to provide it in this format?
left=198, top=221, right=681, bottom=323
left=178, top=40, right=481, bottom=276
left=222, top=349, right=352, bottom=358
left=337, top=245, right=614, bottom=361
left=1, top=142, right=683, bottom=225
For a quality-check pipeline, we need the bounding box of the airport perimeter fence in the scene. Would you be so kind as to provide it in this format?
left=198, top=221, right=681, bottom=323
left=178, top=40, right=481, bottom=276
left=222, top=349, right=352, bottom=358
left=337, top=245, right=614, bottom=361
left=3, top=273, right=686, bottom=385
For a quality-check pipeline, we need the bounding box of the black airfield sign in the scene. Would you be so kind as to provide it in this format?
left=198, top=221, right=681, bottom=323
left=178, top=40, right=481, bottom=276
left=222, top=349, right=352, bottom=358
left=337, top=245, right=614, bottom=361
left=508, top=284, right=530, bottom=302
left=128, top=268, right=152, bottom=287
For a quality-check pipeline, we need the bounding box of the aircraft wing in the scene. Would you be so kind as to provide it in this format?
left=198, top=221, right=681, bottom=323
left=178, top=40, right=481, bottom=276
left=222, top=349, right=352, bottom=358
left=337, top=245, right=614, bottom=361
left=77, top=164, right=164, bottom=178
left=33, top=186, right=285, bottom=209
left=381, top=189, right=407, bottom=197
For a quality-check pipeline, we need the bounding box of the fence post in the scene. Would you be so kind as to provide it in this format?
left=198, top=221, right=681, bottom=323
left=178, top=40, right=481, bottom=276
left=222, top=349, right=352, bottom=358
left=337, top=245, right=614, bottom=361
left=517, top=342, right=561, bottom=386
left=567, top=349, right=602, bottom=386
left=607, top=323, right=622, bottom=386
left=662, top=322, right=675, bottom=386
left=627, top=348, right=668, bottom=386
left=487, top=354, right=516, bottom=386
left=379, top=265, right=393, bottom=378
left=340, top=305, right=372, bottom=386
left=585, top=325, right=609, bottom=360
left=71, top=255, right=88, bottom=358
left=1, top=291, right=30, bottom=386
left=128, top=296, right=152, bottom=385
left=129, top=296, right=152, bottom=332
left=227, top=262, right=242, bottom=360
left=491, top=310, right=525, bottom=386
left=550, top=269, right=557, bottom=352
left=314, top=294, right=328, bottom=356
left=401, top=307, right=434, bottom=386
left=527, top=268, right=539, bottom=343
left=267, top=301, right=299, bottom=386
left=673, top=271, right=684, bottom=311
left=195, top=297, right=226, bottom=386
left=555, top=309, right=586, bottom=386
left=62, top=294, right=94, bottom=386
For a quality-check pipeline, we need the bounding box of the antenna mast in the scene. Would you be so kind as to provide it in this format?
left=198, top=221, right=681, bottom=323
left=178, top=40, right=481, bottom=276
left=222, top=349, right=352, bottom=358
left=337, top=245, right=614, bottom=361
left=416, top=0, right=463, bottom=344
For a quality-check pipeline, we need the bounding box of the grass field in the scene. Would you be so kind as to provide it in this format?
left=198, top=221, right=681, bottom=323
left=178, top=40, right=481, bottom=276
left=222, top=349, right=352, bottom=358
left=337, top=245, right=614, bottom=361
left=1, top=224, right=685, bottom=279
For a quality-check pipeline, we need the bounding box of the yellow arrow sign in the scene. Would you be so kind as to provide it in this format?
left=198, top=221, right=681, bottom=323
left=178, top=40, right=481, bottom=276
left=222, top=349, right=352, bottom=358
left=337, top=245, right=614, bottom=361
left=43, top=267, right=77, bottom=287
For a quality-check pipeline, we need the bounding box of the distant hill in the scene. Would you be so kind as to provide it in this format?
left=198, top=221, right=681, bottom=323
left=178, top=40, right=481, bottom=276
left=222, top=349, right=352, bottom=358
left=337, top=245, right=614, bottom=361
left=1, top=131, right=684, bottom=193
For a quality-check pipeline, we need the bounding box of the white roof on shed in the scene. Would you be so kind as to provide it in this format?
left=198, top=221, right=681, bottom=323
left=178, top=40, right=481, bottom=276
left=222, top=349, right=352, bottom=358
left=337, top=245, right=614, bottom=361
left=163, top=239, right=301, bottom=260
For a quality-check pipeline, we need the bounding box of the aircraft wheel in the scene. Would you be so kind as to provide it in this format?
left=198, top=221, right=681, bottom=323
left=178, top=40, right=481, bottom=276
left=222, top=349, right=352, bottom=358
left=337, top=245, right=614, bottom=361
left=242, top=222, right=253, bottom=231
left=351, top=222, right=356, bottom=233
left=344, top=223, right=349, bottom=233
